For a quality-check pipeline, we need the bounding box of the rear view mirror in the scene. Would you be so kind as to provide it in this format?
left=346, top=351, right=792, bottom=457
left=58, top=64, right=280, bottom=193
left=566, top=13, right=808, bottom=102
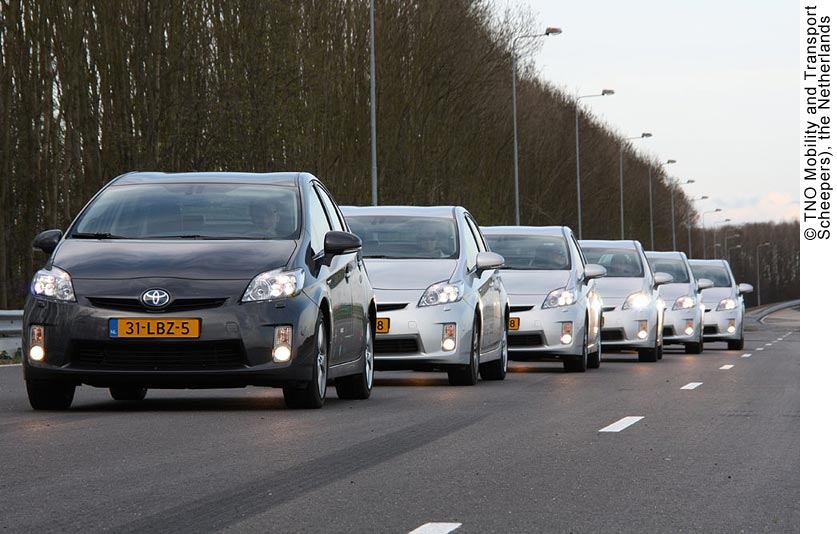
left=33, top=229, right=63, bottom=255
left=738, top=283, right=754, bottom=294
left=653, top=272, right=674, bottom=287
left=697, top=278, right=714, bottom=291
left=584, top=263, right=606, bottom=281
left=323, top=231, right=362, bottom=264
left=476, top=252, right=504, bottom=274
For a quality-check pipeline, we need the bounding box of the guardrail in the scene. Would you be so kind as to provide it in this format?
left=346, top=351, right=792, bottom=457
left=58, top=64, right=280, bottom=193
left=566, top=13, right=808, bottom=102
left=0, top=310, right=23, bottom=337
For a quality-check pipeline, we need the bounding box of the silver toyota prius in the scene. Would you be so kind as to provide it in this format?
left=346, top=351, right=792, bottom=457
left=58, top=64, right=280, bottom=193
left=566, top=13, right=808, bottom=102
left=688, top=259, right=753, bottom=350
left=342, top=206, right=509, bottom=385
left=579, top=240, right=672, bottom=362
left=647, top=251, right=714, bottom=354
left=482, top=226, right=606, bottom=372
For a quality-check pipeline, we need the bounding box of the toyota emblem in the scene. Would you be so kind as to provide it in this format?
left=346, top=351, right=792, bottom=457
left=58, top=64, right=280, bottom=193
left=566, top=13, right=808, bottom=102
left=141, top=289, right=171, bottom=308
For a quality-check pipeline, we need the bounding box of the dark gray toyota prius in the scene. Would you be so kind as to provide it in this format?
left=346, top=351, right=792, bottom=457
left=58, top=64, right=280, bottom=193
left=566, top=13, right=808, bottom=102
left=22, top=172, right=376, bottom=410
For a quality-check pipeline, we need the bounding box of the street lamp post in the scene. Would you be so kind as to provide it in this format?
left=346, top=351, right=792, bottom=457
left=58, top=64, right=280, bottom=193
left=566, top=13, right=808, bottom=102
left=756, top=242, right=772, bottom=306
left=649, top=159, right=676, bottom=250
left=713, top=218, right=731, bottom=258
left=370, top=0, right=378, bottom=205
left=702, top=208, right=722, bottom=258
left=669, top=178, right=694, bottom=250
left=724, top=232, right=741, bottom=257
left=511, top=27, right=561, bottom=225
left=687, top=195, right=709, bottom=257
left=619, top=133, right=652, bottom=239
left=575, top=89, right=615, bottom=238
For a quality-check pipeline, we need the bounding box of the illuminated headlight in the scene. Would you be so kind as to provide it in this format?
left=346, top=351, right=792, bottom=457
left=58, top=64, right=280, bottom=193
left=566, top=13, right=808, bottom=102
left=31, top=267, right=75, bottom=301
left=543, top=289, right=577, bottom=309
left=684, top=320, right=695, bottom=336
left=272, top=326, right=292, bottom=362
left=560, top=322, right=573, bottom=344
left=727, top=320, right=736, bottom=334
left=242, top=268, right=304, bottom=302
left=419, top=281, right=464, bottom=307
left=623, top=292, right=651, bottom=310
left=29, top=325, right=45, bottom=362
left=637, top=320, right=648, bottom=339
left=672, top=295, right=695, bottom=310
left=441, top=323, right=457, bottom=352
left=717, top=298, right=737, bottom=311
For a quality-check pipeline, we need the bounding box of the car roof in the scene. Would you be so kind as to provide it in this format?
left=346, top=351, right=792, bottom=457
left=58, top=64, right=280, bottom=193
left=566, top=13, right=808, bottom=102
left=481, top=226, right=569, bottom=237
left=340, top=205, right=459, bottom=218
left=688, top=259, right=729, bottom=267
left=646, top=251, right=686, bottom=260
left=111, top=171, right=304, bottom=186
left=579, top=239, right=640, bottom=250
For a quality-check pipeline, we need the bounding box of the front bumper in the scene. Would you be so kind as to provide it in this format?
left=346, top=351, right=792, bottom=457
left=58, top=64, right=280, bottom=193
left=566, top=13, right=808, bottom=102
left=372, top=289, right=476, bottom=370
left=662, top=305, right=701, bottom=345
left=702, top=306, right=743, bottom=341
left=506, top=297, right=586, bottom=359
left=599, top=305, right=657, bottom=350
left=22, top=292, right=320, bottom=389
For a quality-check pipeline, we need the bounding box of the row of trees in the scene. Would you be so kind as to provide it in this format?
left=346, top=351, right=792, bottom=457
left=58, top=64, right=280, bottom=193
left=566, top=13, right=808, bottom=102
left=0, top=0, right=797, bottom=308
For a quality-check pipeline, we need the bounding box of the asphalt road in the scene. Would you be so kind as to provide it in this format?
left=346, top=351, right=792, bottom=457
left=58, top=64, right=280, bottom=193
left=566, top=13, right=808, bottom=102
left=0, top=309, right=799, bottom=533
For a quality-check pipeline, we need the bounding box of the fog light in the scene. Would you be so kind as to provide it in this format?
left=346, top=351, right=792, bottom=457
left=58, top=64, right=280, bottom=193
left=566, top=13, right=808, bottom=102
left=273, top=326, right=292, bottom=362
left=560, top=322, right=573, bottom=345
left=442, top=323, right=456, bottom=352
left=727, top=320, right=736, bottom=334
left=684, top=320, right=694, bottom=337
left=637, top=320, right=648, bottom=340
left=29, top=345, right=45, bottom=362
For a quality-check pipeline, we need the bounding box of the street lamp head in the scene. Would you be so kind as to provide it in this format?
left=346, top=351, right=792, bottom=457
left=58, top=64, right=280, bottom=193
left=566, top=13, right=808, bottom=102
left=665, top=159, right=677, bottom=165
left=724, top=218, right=731, bottom=222
left=762, top=242, right=772, bottom=246
left=641, top=132, right=653, bottom=138
left=601, top=89, right=615, bottom=96
left=715, top=208, right=722, bottom=213
left=700, top=195, right=709, bottom=200
left=686, top=179, right=695, bottom=184
left=545, top=27, right=562, bottom=35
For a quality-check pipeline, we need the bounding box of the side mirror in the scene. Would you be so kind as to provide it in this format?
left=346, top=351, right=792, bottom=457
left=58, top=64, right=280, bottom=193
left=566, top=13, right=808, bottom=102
left=738, top=283, right=754, bottom=294
left=697, top=278, right=714, bottom=291
left=583, top=263, right=607, bottom=281
left=323, top=231, right=362, bottom=257
left=33, top=229, right=63, bottom=255
left=653, top=272, right=674, bottom=287
left=476, top=251, right=504, bottom=275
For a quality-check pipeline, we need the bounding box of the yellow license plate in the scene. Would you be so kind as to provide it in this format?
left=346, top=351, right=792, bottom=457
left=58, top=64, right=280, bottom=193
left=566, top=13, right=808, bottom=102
left=375, top=318, right=390, bottom=334
left=508, top=317, right=520, bottom=331
left=109, top=318, right=200, bottom=338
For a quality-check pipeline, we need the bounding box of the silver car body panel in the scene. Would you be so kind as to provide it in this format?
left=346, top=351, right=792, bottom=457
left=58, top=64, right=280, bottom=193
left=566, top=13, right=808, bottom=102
left=647, top=251, right=704, bottom=346
left=688, top=259, right=745, bottom=342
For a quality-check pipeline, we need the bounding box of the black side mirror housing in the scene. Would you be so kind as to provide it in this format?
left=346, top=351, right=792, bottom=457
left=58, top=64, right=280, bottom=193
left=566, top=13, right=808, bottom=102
left=33, top=229, right=63, bottom=255
left=322, top=231, right=362, bottom=265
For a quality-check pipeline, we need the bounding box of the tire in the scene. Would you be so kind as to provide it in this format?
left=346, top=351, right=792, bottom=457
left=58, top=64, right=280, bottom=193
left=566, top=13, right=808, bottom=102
left=728, top=337, right=744, bottom=351
left=109, top=386, right=147, bottom=401
left=638, top=347, right=657, bottom=362
left=335, top=320, right=374, bottom=399
left=448, top=318, right=480, bottom=386
left=26, top=380, right=75, bottom=410
left=587, top=323, right=601, bottom=369
left=656, top=340, right=664, bottom=360
left=565, top=326, right=588, bottom=373
left=480, top=319, right=508, bottom=381
left=284, top=311, right=328, bottom=409
left=685, top=340, right=703, bottom=354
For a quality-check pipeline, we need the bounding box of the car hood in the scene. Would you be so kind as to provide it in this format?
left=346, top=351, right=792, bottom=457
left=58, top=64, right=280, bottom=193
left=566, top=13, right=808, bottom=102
left=593, top=277, right=646, bottom=300
left=51, top=239, right=296, bottom=280
left=499, top=270, right=571, bottom=295
left=659, top=283, right=692, bottom=302
left=700, top=287, right=736, bottom=305
left=363, top=259, right=457, bottom=290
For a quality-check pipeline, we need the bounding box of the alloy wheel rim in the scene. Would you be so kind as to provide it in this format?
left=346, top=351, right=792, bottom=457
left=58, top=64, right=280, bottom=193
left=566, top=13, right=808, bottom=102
left=317, top=323, right=327, bottom=398
left=365, top=323, right=374, bottom=389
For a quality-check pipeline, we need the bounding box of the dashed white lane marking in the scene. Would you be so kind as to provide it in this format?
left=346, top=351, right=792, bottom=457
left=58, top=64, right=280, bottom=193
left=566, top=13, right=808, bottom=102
left=766, top=343, right=773, bottom=346
left=409, top=523, right=462, bottom=534
left=599, top=416, right=644, bottom=432
left=756, top=348, right=764, bottom=351
left=681, top=382, right=703, bottom=390
left=741, top=353, right=752, bottom=358
left=719, top=365, right=735, bottom=370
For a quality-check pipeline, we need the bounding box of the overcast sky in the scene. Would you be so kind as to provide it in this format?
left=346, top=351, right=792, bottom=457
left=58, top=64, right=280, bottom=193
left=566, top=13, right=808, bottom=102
left=512, top=0, right=798, bottom=224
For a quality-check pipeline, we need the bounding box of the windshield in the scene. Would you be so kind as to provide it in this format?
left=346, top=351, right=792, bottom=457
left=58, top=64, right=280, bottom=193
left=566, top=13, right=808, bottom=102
left=71, top=183, right=301, bottom=240
left=648, top=257, right=690, bottom=283
left=484, top=234, right=570, bottom=270
left=690, top=264, right=732, bottom=288
left=581, top=247, right=644, bottom=278
left=345, top=216, right=458, bottom=259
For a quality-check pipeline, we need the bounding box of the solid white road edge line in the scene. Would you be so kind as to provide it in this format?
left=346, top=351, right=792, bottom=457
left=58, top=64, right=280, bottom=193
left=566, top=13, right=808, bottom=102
left=719, top=364, right=734, bottom=370
left=741, top=353, right=752, bottom=358
left=599, top=416, right=644, bottom=433
left=681, top=382, right=703, bottom=390
left=756, top=348, right=764, bottom=351
left=409, top=523, right=462, bottom=534
left=0, top=363, right=22, bottom=369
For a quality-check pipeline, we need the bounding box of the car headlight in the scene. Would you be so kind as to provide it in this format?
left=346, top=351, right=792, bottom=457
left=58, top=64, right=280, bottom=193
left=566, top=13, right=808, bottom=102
left=418, top=281, right=464, bottom=307
left=622, top=292, right=651, bottom=310
left=543, top=289, right=577, bottom=309
left=242, top=268, right=305, bottom=302
left=717, top=298, right=737, bottom=311
left=31, top=267, right=75, bottom=302
left=672, top=295, right=696, bottom=310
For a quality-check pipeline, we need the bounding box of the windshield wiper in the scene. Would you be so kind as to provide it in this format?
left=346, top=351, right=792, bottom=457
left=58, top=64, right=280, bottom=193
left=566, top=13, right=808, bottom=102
left=71, top=232, right=125, bottom=239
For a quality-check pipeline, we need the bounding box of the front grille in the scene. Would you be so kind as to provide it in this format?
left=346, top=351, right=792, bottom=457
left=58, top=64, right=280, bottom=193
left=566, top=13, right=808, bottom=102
left=601, top=329, right=624, bottom=342
left=70, top=340, right=246, bottom=370
left=376, top=303, right=409, bottom=312
left=508, top=334, right=543, bottom=347
left=663, top=326, right=675, bottom=337
left=87, top=297, right=227, bottom=313
left=374, top=338, right=420, bottom=354
left=704, top=325, right=719, bottom=335
left=510, top=305, right=534, bottom=313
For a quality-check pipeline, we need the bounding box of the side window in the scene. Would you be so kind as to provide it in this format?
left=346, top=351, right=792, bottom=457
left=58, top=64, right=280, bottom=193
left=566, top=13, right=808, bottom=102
left=306, top=186, right=332, bottom=254
left=314, top=184, right=346, bottom=232
left=465, top=216, right=487, bottom=252
left=461, top=219, right=479, bottom=270
left=569, top=235, right=586, bottom=280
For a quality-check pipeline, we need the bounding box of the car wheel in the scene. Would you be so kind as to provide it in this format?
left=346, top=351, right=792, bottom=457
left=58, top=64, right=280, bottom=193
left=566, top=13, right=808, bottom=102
left=587, top=324, right=601, bottom=369
left=284, top=311, right=328, bottom=409
left=638, top=346, right=657, bottom=362
left=335, top=320, right=374, bottom=399
left=109, top=386, right=148, bottom=401
left=480, top=319, right=508, bottom=381
left=685, top=338, right=704, bottom=354
left=728, top=336, right=744, bottom=351
left=26, top=380, right=75, bottom=410
left=448, top=318, right=480, bottom=386
left=565, top=326, right=588, bottom=373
